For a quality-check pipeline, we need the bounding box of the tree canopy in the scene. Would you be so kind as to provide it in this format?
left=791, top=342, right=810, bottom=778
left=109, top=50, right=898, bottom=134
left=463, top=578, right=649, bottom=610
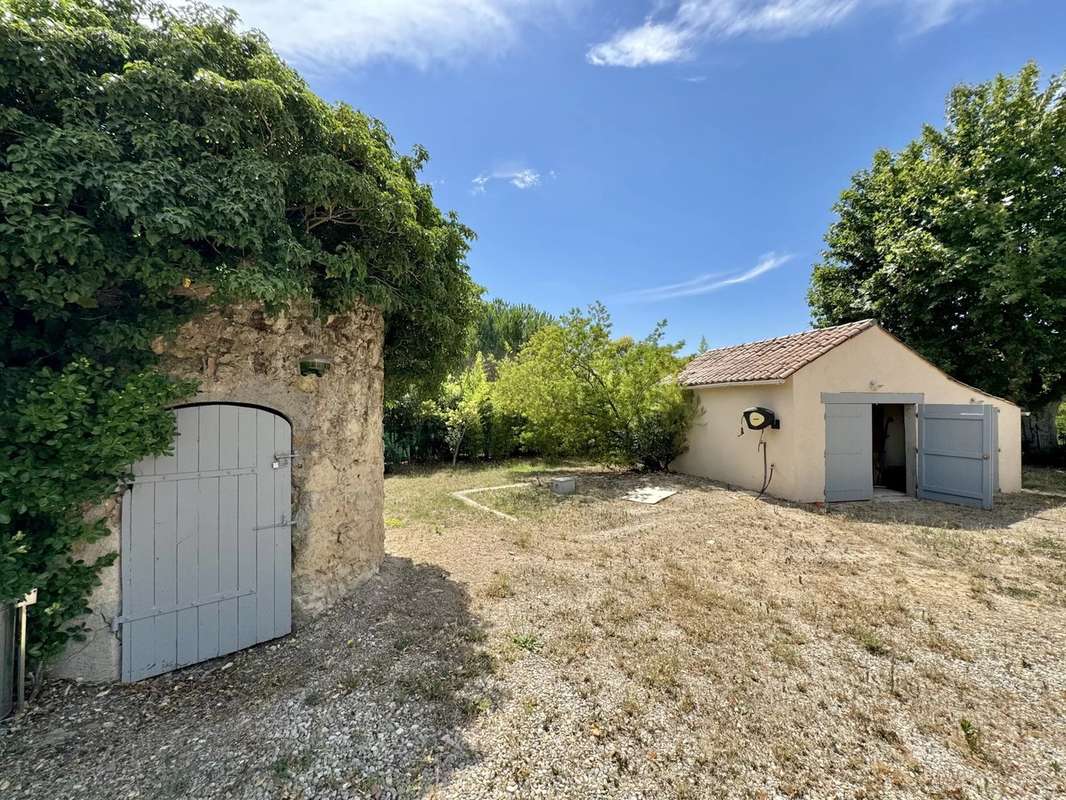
left=0, top=0, right=477, bottom=656
left=469, top=299, right=555, bottom=363
left=1, top=0, right=478, bottom=392
left=808, top=63, right=1066, bottom=413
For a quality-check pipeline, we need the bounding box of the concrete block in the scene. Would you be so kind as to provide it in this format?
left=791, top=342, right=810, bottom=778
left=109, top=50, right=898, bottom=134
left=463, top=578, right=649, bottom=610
left=551, top=477, right=577, bottom=496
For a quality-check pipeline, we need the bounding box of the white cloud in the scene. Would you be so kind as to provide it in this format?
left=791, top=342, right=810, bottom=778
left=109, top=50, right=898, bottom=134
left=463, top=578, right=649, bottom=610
left=200, top=0, right=573, bottom=69
left=471, top=167, right=543, bottom=193
left=587, top=21, right=691, bottom=67
left=616, top=252, right=793, bottom=302
left=509, top=169, right=542, bottom=189
left=587, top=0, right=990, bottom=67
left=904, top=0, right=985, bottom=33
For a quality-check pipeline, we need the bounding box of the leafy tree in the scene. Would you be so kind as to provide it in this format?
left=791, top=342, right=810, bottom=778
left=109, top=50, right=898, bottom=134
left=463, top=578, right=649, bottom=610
left=384, top=395, right=445, bottom=464
left=384, top=297, right=553, bottom=461
left=495, top=303, right=695, bottom=470
left=1, top=0, right=477, bottom=658
left=808, top=63, right=1066, bottom=451
left=470, top=298, right=554, bottom=363
left=440, top=354, right=491, bottom=466
left=696, top=335, right=710, bottom=354
left=431, top=352, right=523, bottom=465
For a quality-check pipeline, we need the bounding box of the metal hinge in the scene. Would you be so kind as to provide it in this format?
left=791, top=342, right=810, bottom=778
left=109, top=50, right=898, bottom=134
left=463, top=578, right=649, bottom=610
left=272, top=451, right=299, bottom=469
left=253, top=515, right=296, bottom=532
left=112, top=587, right=257, bottom=631
left=130, top=466, right=257, bottom=484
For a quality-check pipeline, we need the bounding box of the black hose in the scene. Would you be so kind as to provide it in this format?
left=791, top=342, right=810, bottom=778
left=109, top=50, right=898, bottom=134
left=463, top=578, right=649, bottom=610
left=756, top=433, right=774, bottom=499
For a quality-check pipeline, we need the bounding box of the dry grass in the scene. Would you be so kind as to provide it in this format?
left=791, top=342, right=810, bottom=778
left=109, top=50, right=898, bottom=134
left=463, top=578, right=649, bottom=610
left=385, top=460, right=1066, bottom=798
left=1023, top=465, right=1066, bottom=494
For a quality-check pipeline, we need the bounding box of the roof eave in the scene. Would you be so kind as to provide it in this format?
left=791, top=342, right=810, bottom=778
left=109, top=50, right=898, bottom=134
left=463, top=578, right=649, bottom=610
left=682, top=378, right=789, bottom=390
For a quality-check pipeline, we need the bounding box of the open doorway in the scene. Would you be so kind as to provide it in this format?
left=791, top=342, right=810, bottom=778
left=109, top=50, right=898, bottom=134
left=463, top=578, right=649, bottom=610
left=873, top=404, right=908, bottom=496
left=824, top=395, right=921, bottom=503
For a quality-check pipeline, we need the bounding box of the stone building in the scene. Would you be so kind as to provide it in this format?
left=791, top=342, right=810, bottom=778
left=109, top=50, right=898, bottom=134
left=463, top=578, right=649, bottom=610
left=52, top=301, right=385, bottom=682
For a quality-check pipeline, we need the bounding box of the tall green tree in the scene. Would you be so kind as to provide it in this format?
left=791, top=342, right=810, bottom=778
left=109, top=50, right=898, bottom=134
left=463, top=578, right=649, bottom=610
left=1, top=0, right=477, bottom=658
left=808, top=63, right=1066, bottom=450
left=495, top=303, right=695, bottom=470
left=470, top=298, right=555, bottom=363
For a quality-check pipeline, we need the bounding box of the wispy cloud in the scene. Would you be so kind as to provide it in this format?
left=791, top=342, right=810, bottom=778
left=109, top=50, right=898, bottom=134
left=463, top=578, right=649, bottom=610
left=472, top=166, right=543, bottom=194
left=201, top=0, right=575, bottom=69
left=587, top=20, right=691, bottom=67
left=616, top=252, right=793, bottom=302
left=588, top=1, right=990, bottom=67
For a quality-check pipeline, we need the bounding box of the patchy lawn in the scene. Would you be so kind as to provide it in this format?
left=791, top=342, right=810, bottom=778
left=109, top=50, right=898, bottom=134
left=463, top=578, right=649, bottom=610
left=3, top=462, right=1065, bottom=799
left=1023, top=465, right=1066, bottom=494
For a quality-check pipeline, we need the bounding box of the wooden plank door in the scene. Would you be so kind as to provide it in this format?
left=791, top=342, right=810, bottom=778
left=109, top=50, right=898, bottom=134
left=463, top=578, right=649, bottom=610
left=824, top=403, right=873, bottom=502
left=120, top=404, right=292, bottom=682
left=917, top=404, right=995, bottom=509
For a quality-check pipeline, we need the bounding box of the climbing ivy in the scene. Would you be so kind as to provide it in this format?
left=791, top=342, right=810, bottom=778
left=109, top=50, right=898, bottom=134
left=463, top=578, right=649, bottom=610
left=0, top=0, right=478, bottom=660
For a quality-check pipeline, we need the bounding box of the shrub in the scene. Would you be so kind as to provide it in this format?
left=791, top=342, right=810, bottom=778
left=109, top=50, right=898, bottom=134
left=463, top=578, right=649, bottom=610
left=495, top=304, right=696, bottom=470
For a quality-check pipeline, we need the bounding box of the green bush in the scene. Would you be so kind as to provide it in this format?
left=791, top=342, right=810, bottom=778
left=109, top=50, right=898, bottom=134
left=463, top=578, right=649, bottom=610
left=495, top=304, right=695, bottom=470
left=0, top=361, right=192, bottom=660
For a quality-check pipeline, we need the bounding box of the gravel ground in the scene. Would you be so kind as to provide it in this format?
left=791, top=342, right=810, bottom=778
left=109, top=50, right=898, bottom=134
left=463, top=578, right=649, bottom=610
left=1, top=557, right=496, bottom=800
left=3, top=462, right=1065, bottom=799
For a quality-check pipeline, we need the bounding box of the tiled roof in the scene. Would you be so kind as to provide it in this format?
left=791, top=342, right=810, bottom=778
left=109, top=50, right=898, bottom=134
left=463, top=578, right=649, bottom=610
left=678, top=319, right=877, bottom=387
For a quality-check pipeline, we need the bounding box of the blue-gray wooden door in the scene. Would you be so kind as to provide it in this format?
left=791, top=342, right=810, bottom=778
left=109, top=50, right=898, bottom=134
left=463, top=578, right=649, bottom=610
left=825, top=402, right=873, bottom=502
left=917, top=404, right=995, bottom=510
left=120, top=404, right=292, bottom=682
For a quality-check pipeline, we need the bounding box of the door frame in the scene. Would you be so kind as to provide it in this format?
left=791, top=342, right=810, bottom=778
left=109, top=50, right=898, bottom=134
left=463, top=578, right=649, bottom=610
left=166, top=400, right=294, bottom=426
left=822, top=393, right=924, bottom=502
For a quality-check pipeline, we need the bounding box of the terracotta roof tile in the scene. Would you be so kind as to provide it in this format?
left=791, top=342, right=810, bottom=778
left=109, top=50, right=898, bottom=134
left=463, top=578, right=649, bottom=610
left=678, top=320, right=877, bottom=387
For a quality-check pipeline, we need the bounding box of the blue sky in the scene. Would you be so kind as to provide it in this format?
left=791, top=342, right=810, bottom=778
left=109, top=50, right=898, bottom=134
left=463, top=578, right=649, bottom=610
left=214, top=0, right=1065, bottom=352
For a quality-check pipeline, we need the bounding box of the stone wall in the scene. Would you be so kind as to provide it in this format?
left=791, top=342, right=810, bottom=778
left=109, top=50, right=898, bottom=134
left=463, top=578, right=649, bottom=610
left=48, top=497, right=122, bottom=682
left=51, top=301, right=386, bottom=681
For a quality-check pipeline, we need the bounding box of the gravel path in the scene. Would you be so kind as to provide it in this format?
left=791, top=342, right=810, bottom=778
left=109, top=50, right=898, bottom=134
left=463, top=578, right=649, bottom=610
left=1, top=557, right=497, bottom=800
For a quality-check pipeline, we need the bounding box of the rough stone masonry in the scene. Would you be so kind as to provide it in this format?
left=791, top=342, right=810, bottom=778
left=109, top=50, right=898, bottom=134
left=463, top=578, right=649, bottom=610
left=52, top=301, right=386, bottom=681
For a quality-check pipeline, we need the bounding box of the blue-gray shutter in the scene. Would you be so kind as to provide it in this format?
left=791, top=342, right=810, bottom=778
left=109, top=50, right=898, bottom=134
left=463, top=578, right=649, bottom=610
left=917, top=404, right=995, bottom=509
left=824, top=403, right=873, bottom=502
left=119, top=405, right=292, bottom=682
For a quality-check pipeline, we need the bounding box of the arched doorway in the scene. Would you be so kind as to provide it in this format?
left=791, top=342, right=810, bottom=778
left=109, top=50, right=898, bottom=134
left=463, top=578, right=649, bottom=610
left=118, top=404, right=293, bottom=682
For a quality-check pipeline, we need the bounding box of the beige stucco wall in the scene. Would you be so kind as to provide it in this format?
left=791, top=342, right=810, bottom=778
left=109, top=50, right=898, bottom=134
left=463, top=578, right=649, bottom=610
left=671, top=382, right=795, bottom=499
left=673, top=326, right=1022, bottom=505
left=52, top=301, right=386, bottom=682
left=790, top=326, right=1021, bottom=502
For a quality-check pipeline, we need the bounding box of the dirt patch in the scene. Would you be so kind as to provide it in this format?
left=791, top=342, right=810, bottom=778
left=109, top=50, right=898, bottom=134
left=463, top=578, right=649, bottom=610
left=4, top=463, right=1065, bottom=799
left=385, top=462, right=1066, bottom=798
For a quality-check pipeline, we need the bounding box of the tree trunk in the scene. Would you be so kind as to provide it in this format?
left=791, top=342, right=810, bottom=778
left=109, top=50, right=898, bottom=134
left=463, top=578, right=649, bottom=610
left=1022, top=399, right=1062, bottom=453
left=451, top=423, right=466, bottom=467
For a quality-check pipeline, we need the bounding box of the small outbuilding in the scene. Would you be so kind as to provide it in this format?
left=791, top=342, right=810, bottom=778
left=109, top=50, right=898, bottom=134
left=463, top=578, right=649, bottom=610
left=672, top=320, right=1021, bottom=507
left=52, top=301, right=386, bottom=683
